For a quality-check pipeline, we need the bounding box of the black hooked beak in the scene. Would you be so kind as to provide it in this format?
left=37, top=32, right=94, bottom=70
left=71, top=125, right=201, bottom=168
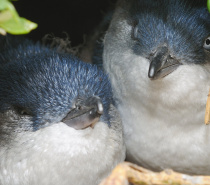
left=148, top=46, right=181, bottom=80
left=62, top=96, right=103, bottom=130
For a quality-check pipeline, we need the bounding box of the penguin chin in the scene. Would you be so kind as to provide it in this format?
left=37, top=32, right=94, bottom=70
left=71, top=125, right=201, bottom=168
left=61, top=120, right=99, bottom=130
left=55, top=121, right=102, bottom=133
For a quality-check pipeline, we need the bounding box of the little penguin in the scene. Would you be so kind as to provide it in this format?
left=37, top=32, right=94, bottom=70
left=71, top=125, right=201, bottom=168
left=0, top=35, right=125, bottom=185
left=103, top=0, right=210, bottom=175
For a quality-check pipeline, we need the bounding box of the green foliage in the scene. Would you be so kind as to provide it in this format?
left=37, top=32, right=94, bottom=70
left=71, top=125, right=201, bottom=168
left=0, top=0, right=37, bottom=35
left=208, top=0, right=210, bottom=13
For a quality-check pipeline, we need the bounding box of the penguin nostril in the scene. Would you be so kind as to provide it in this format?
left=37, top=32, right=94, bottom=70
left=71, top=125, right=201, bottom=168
left=76, top=105, right=82, bottom=110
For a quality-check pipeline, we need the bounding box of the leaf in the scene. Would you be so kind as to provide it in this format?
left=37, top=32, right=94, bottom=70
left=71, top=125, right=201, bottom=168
left=0, top=0, right=9, bottom=11
left=208, top=0, right=210, bottom=13
left=0, top=0, right=37, bottom=35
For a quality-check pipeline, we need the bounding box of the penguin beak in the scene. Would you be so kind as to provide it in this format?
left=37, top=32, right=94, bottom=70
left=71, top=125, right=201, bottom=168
left=148, top=46, right=181, bottom=80
left=62, top=96, right=103, bottom=130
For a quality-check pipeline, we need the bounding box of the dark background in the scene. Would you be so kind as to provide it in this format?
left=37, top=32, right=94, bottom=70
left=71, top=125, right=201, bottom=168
left=13, top=0, right=117, bottom=47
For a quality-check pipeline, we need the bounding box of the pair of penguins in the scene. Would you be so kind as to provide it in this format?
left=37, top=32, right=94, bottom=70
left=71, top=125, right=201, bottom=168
left=2, top=0, right=210, bottom=184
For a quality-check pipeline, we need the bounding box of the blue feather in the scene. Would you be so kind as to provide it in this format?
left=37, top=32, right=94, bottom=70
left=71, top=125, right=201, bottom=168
left=0, top=35, right=112, bottom=130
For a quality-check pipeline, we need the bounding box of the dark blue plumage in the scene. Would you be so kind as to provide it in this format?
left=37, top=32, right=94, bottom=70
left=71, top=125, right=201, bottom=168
left=0, top=35, right=112, bottom=130
left=129, top=0, right=210, bottom=64
left=93, top=0, right=210, bottom=67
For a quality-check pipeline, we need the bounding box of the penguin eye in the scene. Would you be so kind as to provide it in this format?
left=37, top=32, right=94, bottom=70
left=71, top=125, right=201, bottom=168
left=204, top=37, right=210, bottom=50
left=20, top=110, right=30, bottom=115
left=14, top=106, right=31, bottom=116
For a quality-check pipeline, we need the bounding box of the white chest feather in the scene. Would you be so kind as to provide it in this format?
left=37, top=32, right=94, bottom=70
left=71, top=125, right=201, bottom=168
left=0, top=121, right=125, bottom=185
left=107, top=52, right=210, bottom=175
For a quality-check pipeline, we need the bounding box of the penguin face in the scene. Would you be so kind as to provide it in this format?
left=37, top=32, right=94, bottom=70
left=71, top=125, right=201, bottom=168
left=0, top=48, right=112, bottom=132
left=0, top=37, right=125, bottom=185
left=103, top=0, right=210, bottom=105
